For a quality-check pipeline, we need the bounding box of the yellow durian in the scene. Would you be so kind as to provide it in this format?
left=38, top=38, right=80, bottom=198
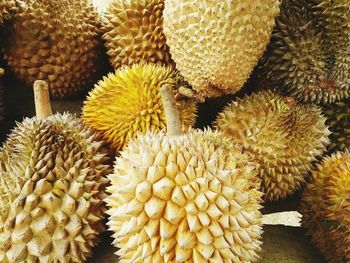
left=215, top=90, right=330, bottom=201
left=102, top=0, right=173, bottom=69
left=300, top=151, right=350, bottom=262
left=105, top=85, right=263, bottom=262
left=0, top=81, right=111, bottom=262
left=163, top=0, right=280, bottom=98
left=82, top=63, right=197, bottom=152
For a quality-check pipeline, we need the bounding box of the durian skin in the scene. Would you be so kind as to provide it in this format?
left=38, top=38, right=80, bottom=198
left=300, top=151, right=350, bottom=263
left=106, top=129, right=263, bottom=263
left=0, top=113, right=111, bottom=262
left=82, top=63, right=197, bottom=152
left=0, top=0, right=17, bottom=25
left=163, top=0, right=280, bottom=98
left=260, top=0, right=350, bottom=103
left=215, top=90, right=330, bottom=201
left=323, top=99, right=350, bottom=152
left=2, top=0, right=106, bottom=99
left=102, top=0, right=173, bottom=70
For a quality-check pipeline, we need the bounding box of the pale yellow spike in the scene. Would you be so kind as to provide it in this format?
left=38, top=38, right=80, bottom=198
left=160, top=218, right=177, bottom=239
left=153, top=177, right=175, bottom=200
left=164, top=201, right=185, bottom=224
left=171, top=186, right=187, bottom=206
left=186, top=214, right=202, bottom=232
left=144, top=219, right=160, bottom=239
left=194, top=193, right=209, bottom=211
left=147, top=166, right=165, bottom=184
left=159, top=238, right=177, bottom=256
left=175, top=246, right=192, bottom=262
left=145, top=198, right=166, bottom=219
left=196, top=228, right=213, bottom=245
left=136, top=182, right=152, bottom=203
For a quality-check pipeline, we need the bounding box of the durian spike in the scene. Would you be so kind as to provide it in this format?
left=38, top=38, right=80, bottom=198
left=33, top=80, right=53, bottom=120
left=160, top=84, right=182, bottom=136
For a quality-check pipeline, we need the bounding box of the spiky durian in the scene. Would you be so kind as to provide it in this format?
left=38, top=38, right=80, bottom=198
left=0, top=68, right=4, bottom=125
left=260, top=0, right=350, bottom=103
left=162, top=0, right=279, bottom=98
left=102, top=0, right=173, bottom=69
left=300, top=151, right=350, bottom=263
left=106, top=85, right=263, bottom=262
left=82, top=63, right=197, bottom=152
left=0, top=81, right=111, bottom=262
left=0, top=0, right=18, bottom=25
left=323, top=99, right=350, bottom=152
left=2, top=0, right=106, bottom=99
left=215, top=90, right=330, bottom=201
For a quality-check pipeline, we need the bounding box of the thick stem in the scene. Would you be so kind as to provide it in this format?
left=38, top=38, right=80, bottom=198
left=33, top=80, right=53, bottom=120
left=160, top=84, right=182, bottom=136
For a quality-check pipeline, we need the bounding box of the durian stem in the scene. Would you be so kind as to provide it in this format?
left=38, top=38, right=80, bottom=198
left=0, top=68, right=4, bottom=77
left=160, top=84, right=182, bottom=136
left=33, top=80, right=53, bottom=120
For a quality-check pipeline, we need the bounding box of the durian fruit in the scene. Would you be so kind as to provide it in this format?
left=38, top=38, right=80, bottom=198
left=260, top=0, right=350, bottom=103
left=0, top=80, right=111, bottom=262
left=105, top=85, right=263, bottom=262
left=82, top=63, right=197, bottom=152
left=102, top=0, right=173, bottom=69
left=2, top=0, right=106, bottom=99
left=0, top=0, right=18, bottom=25
left=300, top=151, right=350, bottom=263
left=163, top=0, right=280, bottom=98
left=215, top=90, right=330, bottom=201
left=323, top=99, right=350, bottom=152
left=0, top=68, right=4, bottom=124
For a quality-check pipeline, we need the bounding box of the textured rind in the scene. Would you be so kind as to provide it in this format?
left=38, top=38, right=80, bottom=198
left=260, top=0, right=350, bottom=104
left=82, top=63, right=197, bottom=152
left=300, top=151, right=350, bottom=263
left=323, top=99, right=350, bottom=152
left=102, top=0, right=173, bottom=69
left=106, top=129, right=263, bottom=262
left=0, top=113, right=111, bottom=262
left=163, top=0, right=279, bottom=98
left=215, top=90, right=330, bottom=201
left=0, top=67, right=4, bottom=124
left=0, top=0, right=18, bottom=24
left=2, top=0, right=106, bottom=99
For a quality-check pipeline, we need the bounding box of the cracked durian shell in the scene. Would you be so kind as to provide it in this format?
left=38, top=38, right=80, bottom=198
left=215, top=90, right=330, bottom=201
left=259, top=0, right=350, bottom=103
left=300, top=151, right=350, bottom=263
left=323, top=99, right=350, bottom=152
left=102, top=0, right=173, bottom=69
left=163, top=0, right=279, bottom=98
left=106, top=128, right=263, bottom=262
left=2, top=0, right=106, bottom=99
left=0, top=113, right=111, bottom=262
left=82, top=63, right=197, bottom=152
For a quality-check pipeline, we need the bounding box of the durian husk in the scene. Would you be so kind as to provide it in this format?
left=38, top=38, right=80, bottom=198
left=0, top=0, right=18, bottom=25
left=102, top=0, right=173, bottom=69
left=163, top=0, right=280, bottom=98
left=0, top=68, right=4, bottom=125
left=215, top=90, right=330, bottom=201
left=106, top=128, right=264, bottom=262
left=259, top=0, right=350, bottom=103
left=0, top=113, right=111, bottom=262
left=300, top=151, right=350, bottom=263
left=323, top=98, right=350, bottom=152
left=82, top=63, right=197, bottom=152
left=2, top=0, right=106, bottom=99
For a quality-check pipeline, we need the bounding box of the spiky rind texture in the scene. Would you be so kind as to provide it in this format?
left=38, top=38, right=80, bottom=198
left=0, top=0, right=17, bottom=24
left=2, top=0, right=106, bottom=99
left=0, top=113, right=111, bottom=262
left=102, top=0, right=173, bottom=69
left=260, top=0, right=350, bottom=103
left=106, top=129, right=263, bottom=262
left=163, top=0, right=279, bottom=98
left=82, top=63, right=197, bottom=152
left=323, top=99, right=350, bottom=152
left=215, top=90, right=330, bottom=201
left=300, top=151, right=350, bottom=263
left=0, top=68, right=4, bottom=124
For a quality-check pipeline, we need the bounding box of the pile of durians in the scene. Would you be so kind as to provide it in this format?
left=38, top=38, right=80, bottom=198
left=0, top=0, right=349, bottom=262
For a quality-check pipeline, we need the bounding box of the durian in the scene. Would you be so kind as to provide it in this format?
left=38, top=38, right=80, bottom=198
left=2, top=0, right=106, bottom=99
left=0, top=80, right=111, bottom=262
left=300, top=151, right=350, bottom=263
left=163, top=0, right=280, bottom=98
left=0, top=0, right=17, bottom=25
left=260, top=0, right=350, bottom=103
left=106, top=85, right=263, bottom=262
left=102, top=0, right=173, bottom=69
left=0, top=68, right=4, bottom=125
left=82, top=63, right=197, bottom=152
left=323, top=99, right=350, bottom=152
left=215, top=90, right=330, bottom=201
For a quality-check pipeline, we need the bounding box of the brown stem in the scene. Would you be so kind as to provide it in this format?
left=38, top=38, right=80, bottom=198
left=33, top=80, right=53, bottom=119
left=160, top=84, right=182, bottom=136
